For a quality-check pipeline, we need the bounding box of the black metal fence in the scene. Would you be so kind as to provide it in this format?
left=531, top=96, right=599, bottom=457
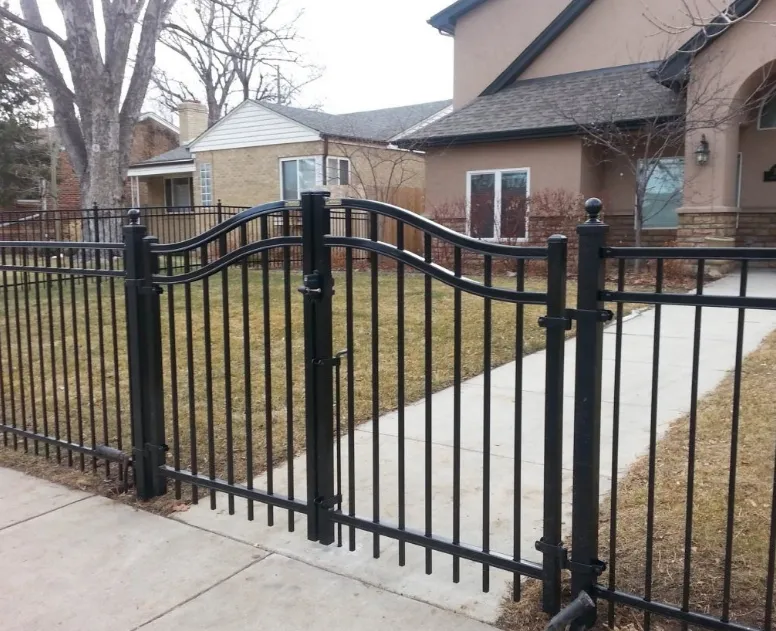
left=1, top=192, right=775, bottom=631
left=0, top=202, right=371, bottom=269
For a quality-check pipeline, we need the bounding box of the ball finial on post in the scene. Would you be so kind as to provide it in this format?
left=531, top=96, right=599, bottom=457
left=127, top=208, right=141, bottom=225
left=584, top=198, right=603, bottom=224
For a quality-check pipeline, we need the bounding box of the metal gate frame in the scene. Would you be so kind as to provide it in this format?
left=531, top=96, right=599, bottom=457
left=123, top=191, right=776, bottom=631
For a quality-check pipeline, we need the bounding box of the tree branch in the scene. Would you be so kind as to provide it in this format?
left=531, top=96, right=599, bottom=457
left=0, top=4, right=68, bottom=51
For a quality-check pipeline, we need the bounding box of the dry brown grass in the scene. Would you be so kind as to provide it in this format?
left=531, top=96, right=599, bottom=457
left=499, top=331, right=776, bottom=631
left=0, top=269, right=569, bottom=502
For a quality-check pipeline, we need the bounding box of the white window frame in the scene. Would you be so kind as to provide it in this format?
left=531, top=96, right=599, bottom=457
left=326, top=156, right=351, bottom=186
left=199, top=162, right=213, bottom=207
left=758, top=86, right=776, bottom=130
left=279, top=156, right=323, bottom=200
left=465, top=167, right=530, bottom=242
left=164, top=176, right=193, bottom=213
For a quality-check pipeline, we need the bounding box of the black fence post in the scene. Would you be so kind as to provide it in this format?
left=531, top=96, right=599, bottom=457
left=92, top=202, right=100, bottom=243
left=539, top=234, right=568, bottom=615
left=300, top=189, right=335, bottom=545
left=124, top=209, right=167, bottom=500
left=570, top=198, right=608, bottom=628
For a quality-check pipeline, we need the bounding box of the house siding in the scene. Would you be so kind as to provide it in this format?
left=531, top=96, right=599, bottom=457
left=424, top=136, right=584, bottom=216
left=193, top=141, right=325, bottom=206
left=520, top=0, right=696, bottom=80
left=191, top=101, right=320, bottom=152
left=452, top=0, right=567, bottom=107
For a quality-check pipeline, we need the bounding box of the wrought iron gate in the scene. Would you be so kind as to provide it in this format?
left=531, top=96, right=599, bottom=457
left=114, top=190, right=776, bottom=631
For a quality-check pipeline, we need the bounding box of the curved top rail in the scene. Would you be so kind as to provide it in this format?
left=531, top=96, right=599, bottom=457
left=150, top=200, right=300, bottom=254
left=328, top=197, right=548, bottom=259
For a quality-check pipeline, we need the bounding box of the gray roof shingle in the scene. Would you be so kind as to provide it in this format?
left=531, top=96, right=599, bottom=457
left=261, top=100, right=452, bottom=142
left=403, top=64, right=683, bottom=145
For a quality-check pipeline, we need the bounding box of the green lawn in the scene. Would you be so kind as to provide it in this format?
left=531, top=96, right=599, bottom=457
left=0, top=268, right=568, bottom=492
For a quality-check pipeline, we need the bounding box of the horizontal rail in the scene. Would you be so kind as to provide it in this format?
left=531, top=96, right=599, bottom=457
left=330, top=512, right=544, bottom=580
left=330, top=198, right=548, bottom=258
left=0, top=424, right=129, bottom=463
left=604, top=246, right=776, bottom=260
left=0, top=265, right=125, bottom=278
left=153, top=236, right=302, bottom=285
left=594, top=587, right=760, bottom=631
left=602, top=290, right=776, bottom=310
left=158, top=466, right=308, bottom=513
left=0, top=240, right=124, bottom=250
left=151, top=200, right=299, bottom=254
left=325, top=236, right=547, bottom=304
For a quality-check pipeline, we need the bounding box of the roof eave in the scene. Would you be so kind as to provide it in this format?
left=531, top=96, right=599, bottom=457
left=656, top=0, right=760, bottom=86
left=399, top=115, right=681, bottom=148
left=427, top=0, right=488, bottom=35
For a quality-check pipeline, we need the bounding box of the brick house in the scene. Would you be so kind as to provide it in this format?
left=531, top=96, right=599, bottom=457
left=53, top=112, right=179, bottom=212
left=127, top=99, right=451, bottom=215
left=403, top=0, right=776, bottom=249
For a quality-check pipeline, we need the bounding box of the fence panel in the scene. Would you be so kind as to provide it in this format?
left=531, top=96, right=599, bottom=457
left=0, top=239, right=131, bottom=485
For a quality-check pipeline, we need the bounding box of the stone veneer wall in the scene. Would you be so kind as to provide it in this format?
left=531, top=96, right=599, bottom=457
left=676, top=212, right=737, bottom=247
left=736, top=212, right=776, bottom=248
left=606, top=214, right=678, bottom=246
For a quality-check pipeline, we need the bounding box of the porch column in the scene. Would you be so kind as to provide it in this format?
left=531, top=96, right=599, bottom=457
left=677, top=124, right=740, bottom=248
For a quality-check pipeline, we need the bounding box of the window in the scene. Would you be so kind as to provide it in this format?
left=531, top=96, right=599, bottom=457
left=639, top=157, right=684, bottom=228
left=326, top=157, right=350, bottom=186
left=164, top=177, right=193, bottom=212
left=280, top=157, right=318, bottom=200
left=759, top=89, right=776, bottom=129
left=466, top=169, right=529, bottom=240
left=199, top=162, right=213, bottom=206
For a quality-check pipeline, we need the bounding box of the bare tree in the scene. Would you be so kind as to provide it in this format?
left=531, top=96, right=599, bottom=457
left=545, top=57, right=765, bottom=254
left=642, top=0, right=766, bottom=47
left=153, top=0, right=321, bottom=123
left=329, top=140, right=426, bottom=205
left=0, top=0, right=176, bottom=240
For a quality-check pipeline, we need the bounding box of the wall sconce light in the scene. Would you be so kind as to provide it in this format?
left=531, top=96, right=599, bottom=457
left=695, top=134, right=711, bottom=166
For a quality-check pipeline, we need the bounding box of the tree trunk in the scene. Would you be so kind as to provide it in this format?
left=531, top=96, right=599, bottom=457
left=79, top=116, right=126, bottom=244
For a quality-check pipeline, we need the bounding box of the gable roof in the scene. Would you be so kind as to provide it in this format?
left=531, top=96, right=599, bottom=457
left=657, top=0, right=761, bottom=85
left=479, top=0, right=596, bottom=95
left=400, top=63, right=682, bottom=146
left=260, top=100, right=453, bottom=142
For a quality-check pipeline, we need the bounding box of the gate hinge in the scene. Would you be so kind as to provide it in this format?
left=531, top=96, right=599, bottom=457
left=535, top=538, right=569, bottom=568
left=534, top=538, right=607, bottom=576
left=315, top=494, right=342, bottom=509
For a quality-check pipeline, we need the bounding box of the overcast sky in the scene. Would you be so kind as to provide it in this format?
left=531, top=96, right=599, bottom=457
left=13, top=0, right=454, bottom=117
left=280, top=0, right=454, bottom=113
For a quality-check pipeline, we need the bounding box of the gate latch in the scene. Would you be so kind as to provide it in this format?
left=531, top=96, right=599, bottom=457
left=315, top=494, right=342, bottom=510
left=298, top=272, right=323, bottom=298
left=538, top=309, right=613, bottom=330
left=535, top=538, right=607, bottom=576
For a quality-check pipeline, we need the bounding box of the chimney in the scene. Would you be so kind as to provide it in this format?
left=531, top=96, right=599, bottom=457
left=177, top=100, right=208, bottom=144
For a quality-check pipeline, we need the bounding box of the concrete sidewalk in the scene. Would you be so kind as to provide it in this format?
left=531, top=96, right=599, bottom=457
left=174, top=270, right=776, bottom=623
left=0, top=467, right=493, bottom=631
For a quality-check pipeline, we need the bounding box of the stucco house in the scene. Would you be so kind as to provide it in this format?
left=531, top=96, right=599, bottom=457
left=127, top=99, right=452, bottom=213
left=404, top=0, right=776, bottom=249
